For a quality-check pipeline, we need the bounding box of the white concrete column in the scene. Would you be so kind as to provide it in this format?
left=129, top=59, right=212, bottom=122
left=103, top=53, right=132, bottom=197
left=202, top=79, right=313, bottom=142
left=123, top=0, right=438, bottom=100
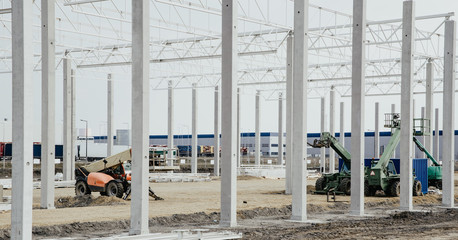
left=420, top=107, right=426, bottom=158
left=412, top=98, right=416, bottom=158
left=340, top=102, right=345, bottom=148
left=425, top=60, right=434, bottom=163
left=291, top=0, right=309, bottom=222
left=130, top=0, right=150, bottom=235
left=107, top=74, right=113, bottom=157
left=329, top=88, right=335, bottom=173
left=285, top=34, right=293, bottom=195
left=434, top=108, right=440, bottom=161
left=278, top=92, right=283, bottom=165
left=192, top=84, right=198, bottom=173
left=71, top=69, right=76, bottom=180
left=255, top=90, right=261, bottom=166
left=392, top=103, right=397, bottom=158
left=442, top=20, right=456, bottom=208
left=400, top=0, right=415, bottom=211
left=11, top=0, right=33, bottom=238
left=63, top=59, right=72, bottom=181
left=220, top=0, right=238, bottom=227
left=167, top=81, right=174, bottom=166
left=237, top=88, right=241, bottom=167
left=40, top=0, right=55, bottom=210
left=350, top=0, right=366, bottom=216
left=214, top=86, right=220, bottom=176
left=374, top=102, right=380, bottom=158
left=320, top=97, right=326, bottom=173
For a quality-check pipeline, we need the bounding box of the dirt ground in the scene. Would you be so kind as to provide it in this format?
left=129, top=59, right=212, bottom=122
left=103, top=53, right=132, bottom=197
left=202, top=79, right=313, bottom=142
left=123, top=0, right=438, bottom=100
left=0, top=174, right=457, bottom=239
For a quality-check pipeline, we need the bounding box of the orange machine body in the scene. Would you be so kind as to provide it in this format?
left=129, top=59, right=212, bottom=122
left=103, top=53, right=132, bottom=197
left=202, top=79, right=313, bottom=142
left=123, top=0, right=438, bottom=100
left=87, top=172, right=114, bottom=188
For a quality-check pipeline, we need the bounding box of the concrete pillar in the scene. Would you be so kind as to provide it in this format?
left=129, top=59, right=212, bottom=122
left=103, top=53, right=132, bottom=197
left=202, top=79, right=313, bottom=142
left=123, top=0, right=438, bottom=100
left=278, top=92, right=283, bottom=165
left=329, top=89, right=335, bottom=173
left=63, top=59, right=72, bottom=181
left=291, top=0, right=309, bottom=222
left=425, top=60, right=434, bottom=163
left=420, top=107, right=426, bottom=158
left=374, top=102, right=380, bottom=157
left=192, top=84, right=198, bottom=173
left=285, top=34, right=293, bottom=195
left=442, top=20, right=455, bottom=208
left=434, top=108, right=440, bottom=161
left=71, top=69, right=76, bottom=180
left=400, top=0, right=415, bottom=211
left=255, top=90, right=261, bottom=166
left=107, top=74, right=113, bottom=157
left=340, top=102, right=345, bottom=148
left=392, top=103, right=397, bottom=158
left=350, top=0, right=366, bottom=216
left=167, top=81, right=174, bottom=166
left=220, top=0, right=238, bottom=227
left=320, top=97, right=326, bottom=173
left=130, top=0, right=150, bottom=235
left=11, top=0, right=33, bottom=238
left=237, top=88, right=241, bottom=167
left=40, top=0, right=55, bottom=210
left=214, top=86, right=220, bottom=176
left=412, top=98, right=416, bottom=158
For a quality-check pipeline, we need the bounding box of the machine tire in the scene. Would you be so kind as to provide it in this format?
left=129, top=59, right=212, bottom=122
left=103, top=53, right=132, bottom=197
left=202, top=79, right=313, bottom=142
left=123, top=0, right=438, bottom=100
left=339, top=178, right=351, bottom=195
left=315, top=177, right=326, bottom=191
left=75, top=181, right=91, bottom=196
left=389, top=181, right=400, bottom=197
left=364, top=180, right=376, bottom=196
left=413, top=180, right=422, bottom=196
left=106, top=181, right=124, bottom=198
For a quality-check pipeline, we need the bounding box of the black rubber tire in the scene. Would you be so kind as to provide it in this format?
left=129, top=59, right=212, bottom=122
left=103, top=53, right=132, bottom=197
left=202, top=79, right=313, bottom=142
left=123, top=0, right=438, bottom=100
left=106, top=181, right=124, bottom=198
left=389, top=181, right=400, bottom=197
left=100, top=191, right=107, bottom=196
left=413, top=180, right=422, bottom=196
left=315, top=177, right=326, bottom=191
left=75, top=181, right=91, bottom=196
left=364, top=180, right=376, bottom=196
left=339, top=178, right=351, bottom=195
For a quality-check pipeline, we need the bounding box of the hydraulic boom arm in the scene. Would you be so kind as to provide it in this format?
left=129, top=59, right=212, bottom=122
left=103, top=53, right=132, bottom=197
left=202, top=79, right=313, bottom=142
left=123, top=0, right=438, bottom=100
left=373, top=128, right=401, bottom=170
left=308, top=132, right=351, bottom=169
left=412, top=136, right=440, bottom=166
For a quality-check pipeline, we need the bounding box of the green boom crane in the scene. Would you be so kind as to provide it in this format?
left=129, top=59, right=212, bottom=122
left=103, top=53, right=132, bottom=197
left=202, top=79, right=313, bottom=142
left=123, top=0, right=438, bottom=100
left=412, top=137, right=442, bottom=189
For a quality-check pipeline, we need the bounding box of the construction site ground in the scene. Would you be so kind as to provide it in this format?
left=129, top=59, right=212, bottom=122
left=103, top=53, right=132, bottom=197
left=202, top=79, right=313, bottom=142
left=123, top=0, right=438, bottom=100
left=0, top=173, right=457, bottom=239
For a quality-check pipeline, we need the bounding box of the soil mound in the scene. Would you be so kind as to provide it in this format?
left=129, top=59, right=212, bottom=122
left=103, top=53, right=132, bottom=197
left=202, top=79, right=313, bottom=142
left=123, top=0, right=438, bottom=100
left=55, top=195, right=126, bottom=208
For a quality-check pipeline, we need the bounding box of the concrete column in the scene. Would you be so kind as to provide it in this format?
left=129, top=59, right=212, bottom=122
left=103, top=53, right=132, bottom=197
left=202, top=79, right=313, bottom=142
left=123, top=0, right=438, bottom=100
left=278, top=92, right=283, bottom=165
left=237, top=88, right=241, bottom=167
left=167, top=81, right=174, bottom=166
left=71, top=69, right=76, bottom=180
left=220, top=0, right=238, bottom=227
left=214, top=86, right=220, bottom=176
left=412, top=99, right=416, bottom=158
left=392, top=104, right=397, bottom=158
left=63, top=59, right=72, bottom=181
left=374, top=102, right=380, bottom=157
left=434, top=108, right=440, bottom=161
left=130, top=0, right=150, bottom=235
left=400, top=0, right=415, bottom=211
left=40, top=0, right=55, bottom=210
left=340, top=102, right=345, bottom=148
left=329, top=89, right=335, bottom=173
left=107, top=74, right=113, bottom=157
left=291, top=0, right=309, bottom=222
left=320, top=97, right=326, bottom=173
left=11, top=0, right=33, bottom=238
left=285, top=34, right=293, bottom=195
left=420, top=107, right=426, bottom=158
left=350, top=0, right=366, bottom=216
left=192, top=84, right=198, bottom=173
left=255, top=90, right=261, bottom=166
left=425, top=60, right=434, bottom=163
left=442, top=20, right=456, bottom=208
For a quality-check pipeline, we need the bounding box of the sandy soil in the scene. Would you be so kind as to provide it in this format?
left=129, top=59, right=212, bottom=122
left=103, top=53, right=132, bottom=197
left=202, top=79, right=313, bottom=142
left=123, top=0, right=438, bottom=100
left=0, top=173, right=457, bottom=239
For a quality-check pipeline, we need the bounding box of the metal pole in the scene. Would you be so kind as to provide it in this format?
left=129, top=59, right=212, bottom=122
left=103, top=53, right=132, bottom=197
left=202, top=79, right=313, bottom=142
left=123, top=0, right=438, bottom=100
left=285, top=34, right=293, bottom=195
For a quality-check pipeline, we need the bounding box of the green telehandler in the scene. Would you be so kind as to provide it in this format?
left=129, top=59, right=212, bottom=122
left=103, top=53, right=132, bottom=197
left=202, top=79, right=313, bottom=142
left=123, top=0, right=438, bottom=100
left=412, top=137, right=442, bottom=189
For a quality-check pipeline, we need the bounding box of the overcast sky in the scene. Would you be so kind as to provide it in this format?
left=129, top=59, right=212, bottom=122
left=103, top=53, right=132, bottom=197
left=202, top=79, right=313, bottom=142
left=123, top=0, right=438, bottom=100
left=0, top=0, right=457, bottom=143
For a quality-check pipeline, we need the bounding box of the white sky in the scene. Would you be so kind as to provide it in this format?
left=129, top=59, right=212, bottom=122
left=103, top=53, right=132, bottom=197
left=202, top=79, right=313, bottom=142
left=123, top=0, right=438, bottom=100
left=0, top=0, right=457, bottom=143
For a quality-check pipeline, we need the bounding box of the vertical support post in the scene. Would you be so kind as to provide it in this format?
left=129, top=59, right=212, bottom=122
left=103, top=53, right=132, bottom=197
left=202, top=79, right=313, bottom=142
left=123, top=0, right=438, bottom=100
left=420, top=107, right=426, bottom=158
left=434, top=108, right=440, bottom=161
left=374, top=102, right=380, bottom=157
left=220, top=0, right=238, bottom=227
left=11, top=0, right=33, bottom=238
left=278, top=92, right=283, bottom=165
left=130, top=0, right=149, bottom=235
left=255, top=90, right=261, bottom=166
left=320, top=97, right=326, bottom=173
left=237, top=88, right=241, bottom=167
left=41, top=0, right=55, bottom=209
left=192, top=83, right=198, bottom=173
left=291, top=0, right=309, bottom=222
left=412, top=98, right=416, bottom=158
left=63, top=59, right=72, bottom=181
left=392, top=103, right=397, bottom=158
left=71, top=69, right=76, bottom=180
left=107, top=74, right=114, bottom=157
left=350, top=0, right=366, bottom=216
left=285, top=34, right=293, bottom=195
left=442, top=20, right=455, bottom=208
left=167, top=81, right=174, bottom=166
left=329, top=88, right=335, bottom=173
left=400, top=0, right=415, bottom=211
left=214, top=86, right=220, bottom=176
left=340, top=102, right=345, bottom=148
left=425, top=60, right=434, bottom=163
